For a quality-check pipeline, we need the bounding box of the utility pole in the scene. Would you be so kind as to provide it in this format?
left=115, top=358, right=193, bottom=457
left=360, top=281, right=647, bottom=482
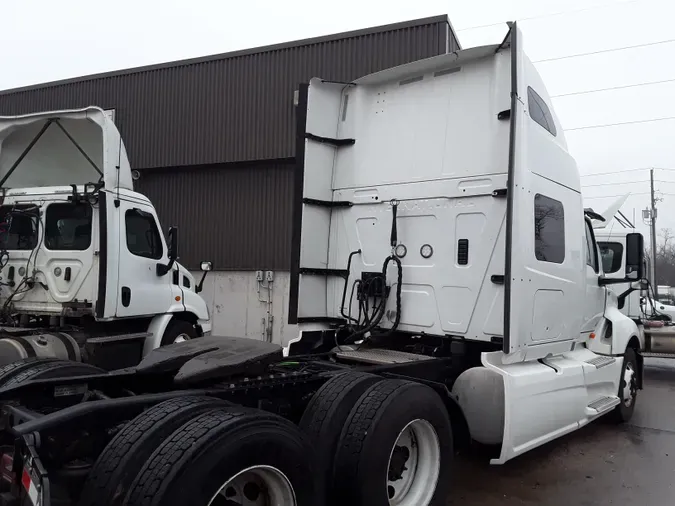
left=650, top=168, right=658, bottom=296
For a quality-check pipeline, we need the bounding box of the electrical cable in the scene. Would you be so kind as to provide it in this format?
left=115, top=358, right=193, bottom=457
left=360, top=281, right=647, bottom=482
left=551, top=78, right=675, bottom=99
left=565, top=116, right=675, bottom=131
left=2, top=205, right=43, bottom=322
left=456, top=0, right=640, bottom=33
left=534, top=37, right=675, bottom=64
left=339, top=249, right=362, bottom=324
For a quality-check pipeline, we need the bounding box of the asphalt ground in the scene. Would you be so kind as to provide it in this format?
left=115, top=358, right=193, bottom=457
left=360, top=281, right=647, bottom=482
left=448, top=358, right=675, bottom=506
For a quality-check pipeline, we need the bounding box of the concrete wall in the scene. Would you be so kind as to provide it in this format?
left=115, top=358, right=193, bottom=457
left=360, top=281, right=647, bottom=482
left=193, top=270, right=299, bottom=346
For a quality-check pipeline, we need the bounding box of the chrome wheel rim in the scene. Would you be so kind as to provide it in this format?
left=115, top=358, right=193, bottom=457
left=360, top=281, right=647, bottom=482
left=173, top=333, right=191, bottom=344
left=208, top=465, right=297, bottom=506
left=387, top=419, right=441, bottom=506
left=623, top=362, right=637, bottom=407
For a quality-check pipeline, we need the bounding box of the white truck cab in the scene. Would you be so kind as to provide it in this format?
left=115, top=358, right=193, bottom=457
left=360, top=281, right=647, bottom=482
left=0, top=107, right=212, bottom=367
left=288, top=24, right=644, bottom=464
left=593, top=207, right=675, bottom=357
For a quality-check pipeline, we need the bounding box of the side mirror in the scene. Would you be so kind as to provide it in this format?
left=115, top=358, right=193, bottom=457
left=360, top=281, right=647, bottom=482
left=156, top=226, right=179, bottom=276
left=168, top=227, right=178, bottom=261
left=625, top=233, right=644, bottom=280
left=196, top=261, right=213, bottom=293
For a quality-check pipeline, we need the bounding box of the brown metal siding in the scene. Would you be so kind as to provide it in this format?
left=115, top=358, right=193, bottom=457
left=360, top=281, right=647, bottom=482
left=0, top=17, right=450, bottom=169
left=135, top=160, right=295, bottom=270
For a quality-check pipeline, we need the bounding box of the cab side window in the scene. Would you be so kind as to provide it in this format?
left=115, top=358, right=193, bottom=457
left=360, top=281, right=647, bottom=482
left=584, top=222, right=599, bottom=272
left=125, top=209, right=163, bottom=260
left=599, top=242, right=624, bottom=274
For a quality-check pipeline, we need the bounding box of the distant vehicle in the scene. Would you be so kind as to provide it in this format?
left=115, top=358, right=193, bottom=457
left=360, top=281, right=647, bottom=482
left=0, top=106, right=212, bottom=370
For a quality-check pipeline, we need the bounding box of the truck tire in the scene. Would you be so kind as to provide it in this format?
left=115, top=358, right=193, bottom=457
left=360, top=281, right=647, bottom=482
left=609, top=347, right=638, bottom=423
left=124, top=407, right=319, bottom=506
left=0, top=359, right=104, bottom=389
left=333, top=379, right=453, bottom=506
left=78, top=396, right=230, bottom=506
left=160, top=319, right=197, bottom=346
left=0, top=357, right=62, bottom=386
left=299, top=371, right=382, bottom=501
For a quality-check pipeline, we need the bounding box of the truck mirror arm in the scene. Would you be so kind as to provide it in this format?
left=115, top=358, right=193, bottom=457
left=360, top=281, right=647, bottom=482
left=196, top=261, right=213, bottom=293
left=156, top=259, right=175, bottom=277
left=196, top=271, right=207, bottom=293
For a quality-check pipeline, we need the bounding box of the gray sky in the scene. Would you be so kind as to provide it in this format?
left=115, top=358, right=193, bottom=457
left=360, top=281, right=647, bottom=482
left=3, top=0, right=674, bottom=240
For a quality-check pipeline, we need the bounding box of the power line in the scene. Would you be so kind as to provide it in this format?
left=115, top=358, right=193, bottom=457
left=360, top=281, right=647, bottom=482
left=582, top=180, right=650, bottom=187
left=586, top=192, right=675, bottom=198
left=565, top=116, right=675, bottom=131
left=580, top=168, right=650, bottom=177
left=551, top=77, right=675, bottom=98
left=586, top=192, right=651, bottom=198
left=456, top=0, right=639, bottom=32
left=533, top=38, right=675, bottom=63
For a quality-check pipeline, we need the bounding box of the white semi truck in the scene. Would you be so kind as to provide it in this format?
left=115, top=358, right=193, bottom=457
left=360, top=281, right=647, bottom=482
left=593, top=206, right=675, bottom=358
left=0, top=24, right=647, bottom=506
left=0, top=107, right=212, bottom=371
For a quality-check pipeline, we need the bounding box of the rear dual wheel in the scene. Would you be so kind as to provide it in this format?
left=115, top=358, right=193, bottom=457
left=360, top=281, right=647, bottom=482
left=123, top=407, right=317, bottom=506
left=300, top=373, right=453, bottom=506
left=81, top=397, right=319, bottom=506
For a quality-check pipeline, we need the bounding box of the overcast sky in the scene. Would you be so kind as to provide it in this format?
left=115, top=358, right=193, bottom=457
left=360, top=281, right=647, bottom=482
left=3, top=0, right=674, bottom=239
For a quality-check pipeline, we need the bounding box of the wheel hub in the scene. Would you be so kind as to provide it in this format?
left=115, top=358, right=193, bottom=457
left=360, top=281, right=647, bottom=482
left=623, top=362, right=637, bottom=407
left=173, top=333, right=191, bottom=344
left=386, top=419, right=441, bottom=506
left=387, top=445, right=410, bottom=481
left=208, top=465, right=297, bottom=506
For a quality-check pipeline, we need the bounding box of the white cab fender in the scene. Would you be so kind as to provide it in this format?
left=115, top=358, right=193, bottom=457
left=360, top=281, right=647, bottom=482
left=144, top=314, right=173, bottom=356
left=181, top=289, right=211, bottom=335
left=603, top=303, right=642, bottom=355
left=481, top=350, right=590, bottom=465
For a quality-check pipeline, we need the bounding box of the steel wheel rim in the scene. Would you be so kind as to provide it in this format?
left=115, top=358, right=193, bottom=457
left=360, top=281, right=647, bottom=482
left=208, top=465, right=297, bottom=506
left=623, top=362, right=637, bottom=407
left=173, top=333, right=191, bottom=344
left=386, top=419, right=441, bottom=506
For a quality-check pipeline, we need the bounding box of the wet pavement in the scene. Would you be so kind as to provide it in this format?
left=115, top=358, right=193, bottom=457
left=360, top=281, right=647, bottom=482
left=449, top=358, right=675, bottom=506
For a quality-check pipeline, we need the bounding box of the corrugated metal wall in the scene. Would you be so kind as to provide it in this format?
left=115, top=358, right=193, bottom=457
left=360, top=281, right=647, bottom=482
left=0, top=16, right=453, bottom=169
left=0, top=16, right=457, bottom=270
left=135, top=160, right=295, bottom=270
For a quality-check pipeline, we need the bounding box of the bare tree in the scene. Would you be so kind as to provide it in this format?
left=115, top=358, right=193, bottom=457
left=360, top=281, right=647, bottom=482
left=656, top=228, right=675, bottom=286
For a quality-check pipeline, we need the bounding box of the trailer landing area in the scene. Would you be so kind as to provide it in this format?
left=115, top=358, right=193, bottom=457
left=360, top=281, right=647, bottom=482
left=449, top=358, right=675, bottom=506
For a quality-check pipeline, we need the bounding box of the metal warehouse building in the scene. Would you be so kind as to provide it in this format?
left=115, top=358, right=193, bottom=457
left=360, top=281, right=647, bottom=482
left=0, top=15, right=460, bottom=343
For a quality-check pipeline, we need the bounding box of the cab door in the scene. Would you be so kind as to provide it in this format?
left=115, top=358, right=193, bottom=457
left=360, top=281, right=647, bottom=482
left=503, top=24, right=584, bottom=356
left=581, top=219, right=605, bottom=334
left=115, top=198, right=173, bottom=317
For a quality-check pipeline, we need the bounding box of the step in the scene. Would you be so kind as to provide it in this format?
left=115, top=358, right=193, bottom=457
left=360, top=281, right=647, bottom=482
left=584, top=356, right=616, bottom=369
left=587, top=396, right=620, bottom=414
left=642, top=352, right=675, bottom=359
left=335, top=348, right=433, bottom=365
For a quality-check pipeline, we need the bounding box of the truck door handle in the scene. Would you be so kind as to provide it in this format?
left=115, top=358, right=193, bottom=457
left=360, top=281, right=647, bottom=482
left=121, top=287, right=131, bottom=307
left=64, top=267, right=71, bottom=282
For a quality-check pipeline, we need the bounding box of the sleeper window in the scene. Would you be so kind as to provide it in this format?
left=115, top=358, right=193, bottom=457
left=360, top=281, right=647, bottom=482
left=534, top=194, right=565, bottom=264
left=527, top=87, right=557, bottom=136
